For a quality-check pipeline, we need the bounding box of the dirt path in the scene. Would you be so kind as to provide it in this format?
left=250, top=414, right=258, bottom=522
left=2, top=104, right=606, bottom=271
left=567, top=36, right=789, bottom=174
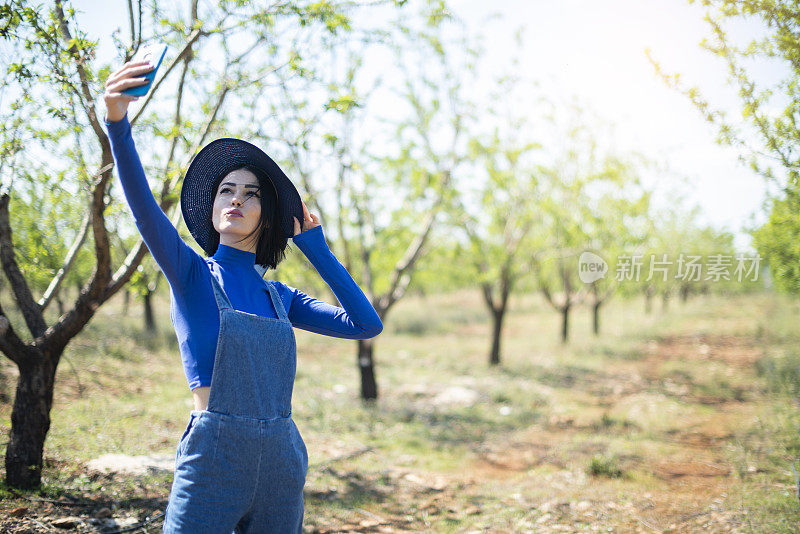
left=457, top=333, right=756, bottom=533
left=299, top=333, right=765, bottom=533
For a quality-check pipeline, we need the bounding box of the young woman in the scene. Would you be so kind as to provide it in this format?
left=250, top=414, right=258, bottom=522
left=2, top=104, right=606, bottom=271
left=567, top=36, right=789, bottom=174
left=103, top=59, right=382, bottom=533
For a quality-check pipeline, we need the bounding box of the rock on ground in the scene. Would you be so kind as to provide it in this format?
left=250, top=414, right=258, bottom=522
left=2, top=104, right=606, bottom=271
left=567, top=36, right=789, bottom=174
left=85, top=453, right=174, bottom=475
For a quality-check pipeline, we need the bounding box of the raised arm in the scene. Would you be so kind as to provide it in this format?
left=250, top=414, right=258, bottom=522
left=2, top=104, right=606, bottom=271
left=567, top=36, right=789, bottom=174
left=283, top=225, right=382, bottom=339
left=104, top=61, right=199, bottom=290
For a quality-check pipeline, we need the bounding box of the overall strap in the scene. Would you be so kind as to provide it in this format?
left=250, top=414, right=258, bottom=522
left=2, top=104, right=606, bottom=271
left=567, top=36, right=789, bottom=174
left=263, top=280, right=289, bottom=322
left=207, top=268, right=233, bottom=312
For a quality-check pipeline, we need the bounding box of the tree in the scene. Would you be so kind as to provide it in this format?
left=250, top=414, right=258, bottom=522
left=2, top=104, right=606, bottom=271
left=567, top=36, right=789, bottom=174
left=457, top=128, right=538, bottom=364
left=349, top=7, right=474, bottom=396
left=619, top=201, right=745, bottom=314
left=440, top=29, right=541, bottom=365
left=752, top=193, right=799, bottom=294
left=227, top=0, right=462, bottom=401
left=531, top=194, right=586, bottom=344
left=581, top=154, right=651, bottom=334
left=0, top=0, right=381, bottom=488
left=530, top=101, right=620, bottom=343
left=450, top=47, right=541, bottom=364
left=525, top=100, right=657, bottom=340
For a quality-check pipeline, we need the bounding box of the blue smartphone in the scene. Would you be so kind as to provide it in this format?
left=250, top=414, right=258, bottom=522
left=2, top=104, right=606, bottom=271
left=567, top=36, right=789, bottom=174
left=123, top=44, right=168, bottom=97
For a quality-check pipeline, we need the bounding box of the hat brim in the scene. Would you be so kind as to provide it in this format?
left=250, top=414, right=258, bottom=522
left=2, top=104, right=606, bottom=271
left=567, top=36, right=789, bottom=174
left=180, top=138, right=304, bottom=256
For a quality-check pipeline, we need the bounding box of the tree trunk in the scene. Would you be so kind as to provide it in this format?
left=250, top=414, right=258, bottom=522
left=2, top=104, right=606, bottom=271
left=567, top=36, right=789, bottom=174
left=5, top=356, right=57, bottom=489
left=143, top=291, right=156, bottom=333
left=680, top=284, right=689, bottom=303
left=123, top=289, right=130, bottom=316
left=489, top=308, right=505, bottom=366
left=561, top=304, right=570, bottom=343
left=357, top=338, right=377, bottom=400
left=661, top=291, right=669, bottom=312
left=592, top=301, right=600, bottom=336
left=644, top=286, right=653, bottom=314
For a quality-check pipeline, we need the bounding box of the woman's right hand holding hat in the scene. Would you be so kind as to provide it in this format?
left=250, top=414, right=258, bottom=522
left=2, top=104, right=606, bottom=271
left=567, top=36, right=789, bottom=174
left=293, top=200, right=321, bottom=236
left=103, top=60, right=153, bottom=122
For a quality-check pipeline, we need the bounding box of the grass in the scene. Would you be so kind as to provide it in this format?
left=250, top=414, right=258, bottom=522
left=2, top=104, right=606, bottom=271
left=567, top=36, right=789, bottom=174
left=755, top=350, right=800, bottom=397
left=0, top=288, right=798, bottom=532
left=587, top=454, right=624, bottom=478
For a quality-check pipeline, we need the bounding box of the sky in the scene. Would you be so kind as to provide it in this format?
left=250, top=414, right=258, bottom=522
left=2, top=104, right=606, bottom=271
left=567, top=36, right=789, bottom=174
left=448, top=0, right=781, bottom=251
left=71, top=0, right=780, bottom=251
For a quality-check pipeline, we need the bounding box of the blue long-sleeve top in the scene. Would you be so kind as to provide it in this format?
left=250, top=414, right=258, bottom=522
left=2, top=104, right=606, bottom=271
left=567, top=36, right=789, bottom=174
left=105, top=114, right=382, bottom=391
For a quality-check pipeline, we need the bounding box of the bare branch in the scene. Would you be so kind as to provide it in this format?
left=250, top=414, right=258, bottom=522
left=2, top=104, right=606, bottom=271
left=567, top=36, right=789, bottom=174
left=531, top=257, right=565, bottom=311
left=162, top=52, right=192, bottom=182
left=336, top=157, right=353, bottom=272
left=38, top=209, right=90, bottom=311
left=0, top=301, right=36, bottom=366
left=377, top=198, right=439, bottom=313
left=276, top=76, right=329, bottom=225
left=480, top=282, right=496, bottom=314
left=130, top=28, right=204, bottom=126
left=352, top=188, right=374, bottom=300
left=88, top=165, right=115, bottom=285
left=53, top=1, right=106, bottom=142
left=39, top=161, right=112, bottom=312
left=0, top=193, right=47, bottom=338
left=127, top=0, right=135, bottom=48
left=137, top=0, right=142, bottom=50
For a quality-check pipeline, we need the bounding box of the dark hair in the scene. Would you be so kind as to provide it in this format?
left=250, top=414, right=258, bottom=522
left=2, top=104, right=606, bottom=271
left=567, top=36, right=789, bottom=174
left=208, top=165, right=289, bottom=270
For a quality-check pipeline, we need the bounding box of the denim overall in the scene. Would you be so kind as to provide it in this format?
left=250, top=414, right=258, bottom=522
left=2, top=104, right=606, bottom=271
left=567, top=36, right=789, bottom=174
left=163, top=270, right=308, bottom=533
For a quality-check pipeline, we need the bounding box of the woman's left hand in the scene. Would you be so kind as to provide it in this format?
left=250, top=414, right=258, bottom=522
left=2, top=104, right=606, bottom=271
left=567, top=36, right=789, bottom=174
left=293, top=200, right=321, bottom=236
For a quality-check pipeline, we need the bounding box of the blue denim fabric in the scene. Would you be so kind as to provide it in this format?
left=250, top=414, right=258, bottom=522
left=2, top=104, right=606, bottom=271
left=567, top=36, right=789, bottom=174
left=163, top=271, right=308, bottom=533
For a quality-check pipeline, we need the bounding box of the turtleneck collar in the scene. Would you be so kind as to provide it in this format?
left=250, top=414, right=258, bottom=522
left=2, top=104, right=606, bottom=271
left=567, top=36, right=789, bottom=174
left=212, top=243, right=256, bottom=267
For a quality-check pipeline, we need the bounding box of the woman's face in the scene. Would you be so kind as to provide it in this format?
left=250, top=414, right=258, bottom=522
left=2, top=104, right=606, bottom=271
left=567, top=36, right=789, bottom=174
left=211, top=168, right=264, bottom=252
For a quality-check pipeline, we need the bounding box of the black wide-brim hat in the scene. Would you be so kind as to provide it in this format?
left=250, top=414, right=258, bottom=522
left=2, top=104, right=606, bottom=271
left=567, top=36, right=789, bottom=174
left=180, top=138, right=304, bottom=256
